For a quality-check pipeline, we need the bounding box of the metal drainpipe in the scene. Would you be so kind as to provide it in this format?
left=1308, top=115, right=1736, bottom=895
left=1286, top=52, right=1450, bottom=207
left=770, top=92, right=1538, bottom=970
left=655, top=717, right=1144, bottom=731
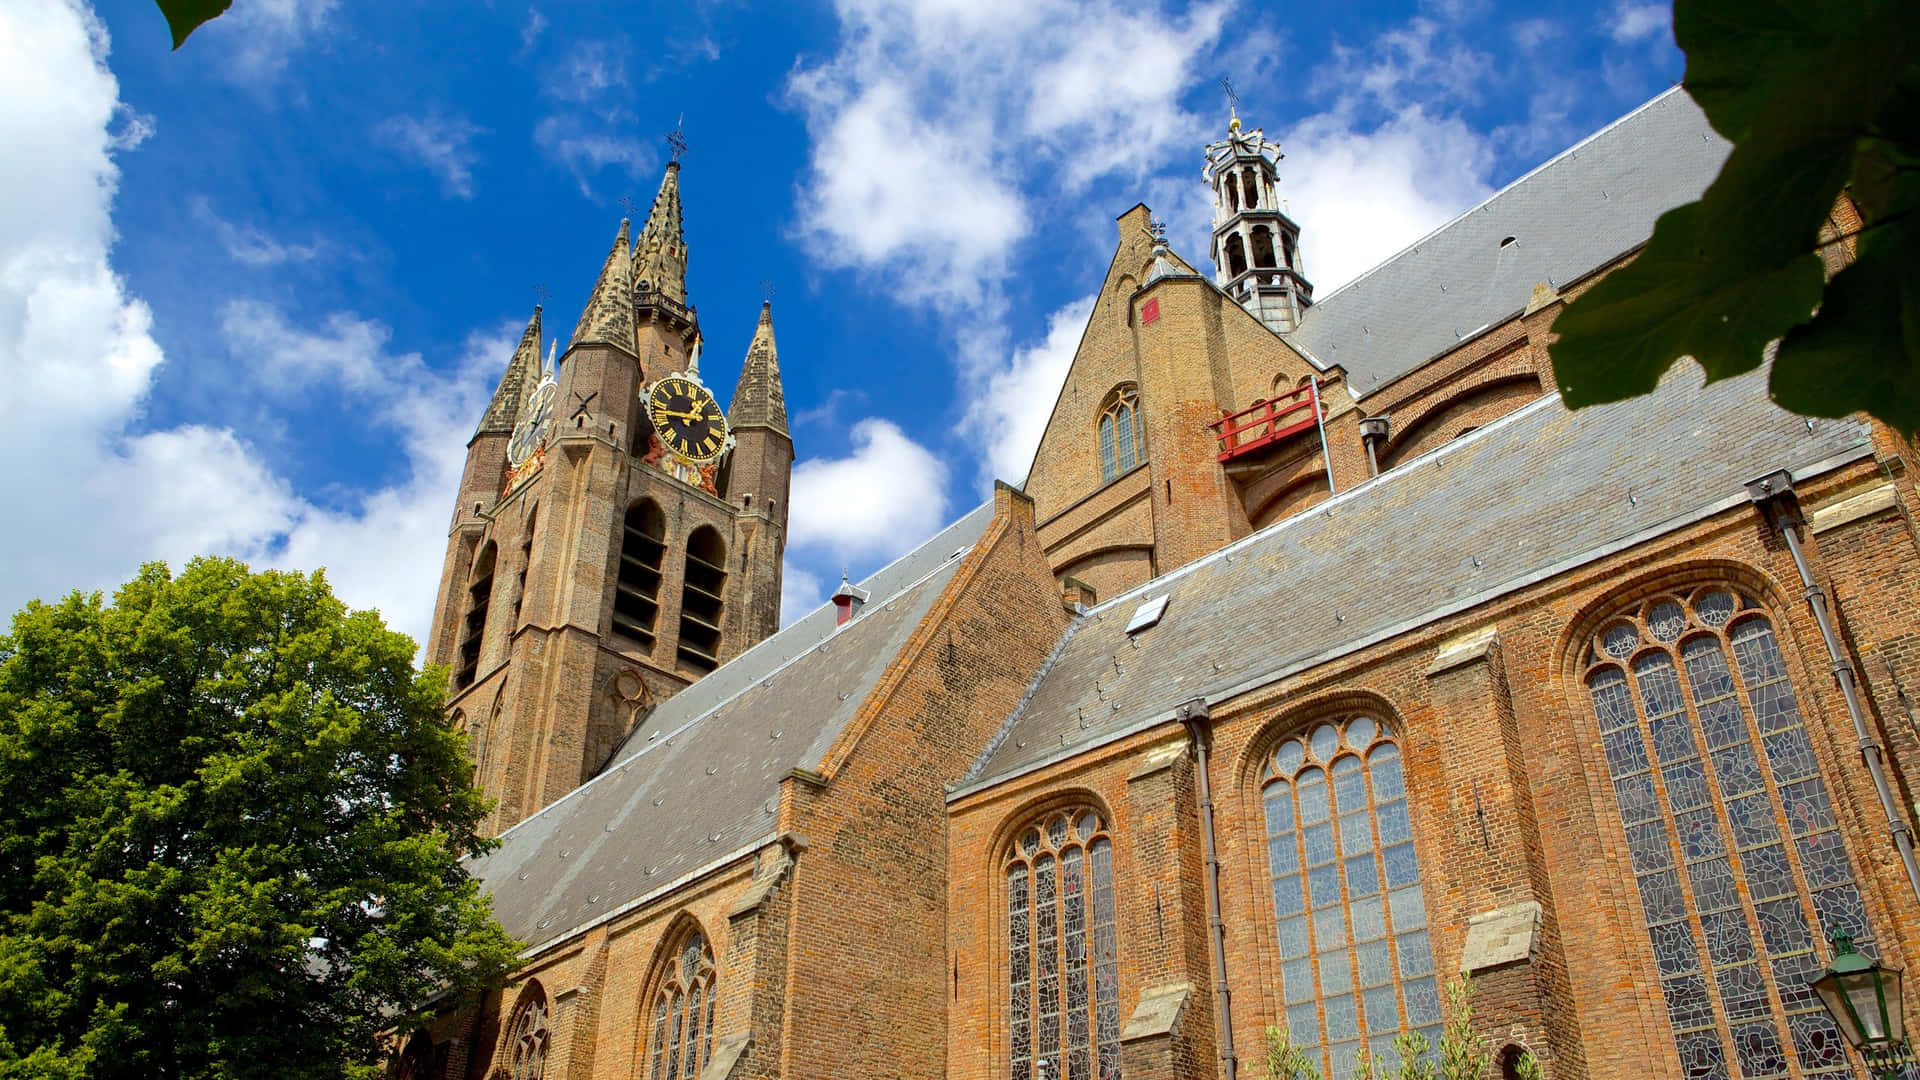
left=1747, top=471, right=1920, bottom=905
left=1180, top=698, right=1238, bottom=1080
left=1308, top=378, right=1337, bottom=496
left=1358, top=416, right=1390, bottom=478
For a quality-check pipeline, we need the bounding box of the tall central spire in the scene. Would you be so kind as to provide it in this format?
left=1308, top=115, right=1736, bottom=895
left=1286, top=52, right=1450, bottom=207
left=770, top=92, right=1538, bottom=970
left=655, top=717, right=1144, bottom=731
left=633, top=161, right=687, bottom=305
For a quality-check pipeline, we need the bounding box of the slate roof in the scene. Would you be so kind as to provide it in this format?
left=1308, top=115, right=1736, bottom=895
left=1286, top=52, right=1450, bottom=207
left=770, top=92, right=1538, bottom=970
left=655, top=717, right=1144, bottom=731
left=471, top=501, right=994, bottom=949
left=1287, top=87, right=1731, bottom=397
left=957, top=369, right=1873, bottom=794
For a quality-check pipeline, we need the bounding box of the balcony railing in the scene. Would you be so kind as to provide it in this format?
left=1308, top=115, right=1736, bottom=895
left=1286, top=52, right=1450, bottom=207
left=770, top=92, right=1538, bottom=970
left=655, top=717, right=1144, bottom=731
left=1210, top=380, right=1323, bottom=463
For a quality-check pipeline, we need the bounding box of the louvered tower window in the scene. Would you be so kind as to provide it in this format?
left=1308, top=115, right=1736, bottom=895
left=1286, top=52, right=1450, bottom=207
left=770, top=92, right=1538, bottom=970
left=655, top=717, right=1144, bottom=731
left=677, top=526, right=726, bottom=672
left=454, top=541, right=495, bottom=689
left=512, top=510, right=537, bottom=625
left=1007, top=806, right=1121, bottom=1080
left=1098, top=385, right=1142, bottom=483
left=1583, top=588, right=1876, bottom=1079
left=648, top=928, right=717, bottom=1080
left=614, top=500, right=666, bottom=647
left=1264, top=716, right=1440, bottom=1078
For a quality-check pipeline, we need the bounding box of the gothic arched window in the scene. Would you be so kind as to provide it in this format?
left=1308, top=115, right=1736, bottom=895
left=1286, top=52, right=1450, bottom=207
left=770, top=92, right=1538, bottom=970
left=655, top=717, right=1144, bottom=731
left=1007, top=806, right=1120, bottom=1080
left=1225, top=233, right=1249, bottom=278
left=1251, top=227, right=1278, bottom=269
left=678, top=527, right=726, bottom=672
left=1263, top=716, right=1440, bottom=1078
left=614, top=499, right=666, bottom=647
left=1583, top=587, right=1875, bottom=1079
left=505, top=982, right=550, bottom=1080
left=456, top=541, right=497, bottom=690
left=647, top=927, right=717, bottom=1080
left=1098, top=385, right=1142, bottom=484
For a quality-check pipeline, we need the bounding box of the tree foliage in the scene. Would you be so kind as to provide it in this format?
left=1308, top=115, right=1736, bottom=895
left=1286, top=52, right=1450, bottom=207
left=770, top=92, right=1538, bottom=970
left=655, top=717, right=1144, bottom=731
left=154, top=0, right=232, bottom=49
left=1548, top=0, right=1920, bottom=434
left=0, top=559, right=520, bottom=1078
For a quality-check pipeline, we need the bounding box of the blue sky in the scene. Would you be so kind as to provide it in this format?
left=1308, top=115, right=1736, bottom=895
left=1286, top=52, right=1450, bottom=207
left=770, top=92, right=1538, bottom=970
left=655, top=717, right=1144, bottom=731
left=0, top=0, right=1682, bottom=651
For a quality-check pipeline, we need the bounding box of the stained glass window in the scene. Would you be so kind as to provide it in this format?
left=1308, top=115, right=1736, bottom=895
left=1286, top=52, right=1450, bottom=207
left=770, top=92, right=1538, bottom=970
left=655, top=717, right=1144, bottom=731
left=1263, top=717, right=1439, bottom=1078
left=1098, top=386, right=1142, bottom=483
left=506, top=982, right=549, bottom=1080
left=648, top=927, right=717, bottom=1080
left=1584, top=587, right=1877, bottom=1079
left=1008, top=807, right=1120, bottom=1080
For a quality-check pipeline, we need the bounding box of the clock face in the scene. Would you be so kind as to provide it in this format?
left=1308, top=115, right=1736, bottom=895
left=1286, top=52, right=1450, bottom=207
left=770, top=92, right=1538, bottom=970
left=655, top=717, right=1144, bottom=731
left=647, top=375, right=729, bottom=462
left=508, top=380, right=557, bottom=467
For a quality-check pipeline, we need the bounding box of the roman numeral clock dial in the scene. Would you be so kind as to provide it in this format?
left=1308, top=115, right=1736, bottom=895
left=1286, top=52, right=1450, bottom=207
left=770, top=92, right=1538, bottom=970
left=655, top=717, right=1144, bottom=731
left=646, top=375, right=732, bottom=465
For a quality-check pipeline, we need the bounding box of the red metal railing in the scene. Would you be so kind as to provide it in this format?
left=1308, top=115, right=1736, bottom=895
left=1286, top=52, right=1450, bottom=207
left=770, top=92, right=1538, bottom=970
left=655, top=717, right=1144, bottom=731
left=1210, top=381, right=1323, bottom=463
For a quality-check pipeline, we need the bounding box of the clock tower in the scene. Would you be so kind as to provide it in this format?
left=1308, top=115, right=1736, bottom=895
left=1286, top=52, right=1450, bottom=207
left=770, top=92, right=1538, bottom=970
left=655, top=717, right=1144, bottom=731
left=425, top=158, right=792, bottom=833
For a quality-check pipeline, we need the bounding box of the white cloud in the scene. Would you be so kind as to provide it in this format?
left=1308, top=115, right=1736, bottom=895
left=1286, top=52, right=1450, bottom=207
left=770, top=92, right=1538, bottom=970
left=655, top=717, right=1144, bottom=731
left=544, top=40, right=629, bottom=105
left=0, top=0, right=505, bottom=654
left=375, top=111, right=484, bottom=199
left=787, top=0, right=1232, bottom=312
left=533, top=115, right=655, bottom=196
left=521, top=7, right=549, bottom=51
left=193, top=197, right=320, bottom=267
left=959, top=295, right=1092, bottom=487
left=203, top=0, right=339, bottom=81
left=1608, top=1, right=1669, bottom=43
left=788, top=419, right=950, bottom=561
left=778, top=566, right=825, bottom=628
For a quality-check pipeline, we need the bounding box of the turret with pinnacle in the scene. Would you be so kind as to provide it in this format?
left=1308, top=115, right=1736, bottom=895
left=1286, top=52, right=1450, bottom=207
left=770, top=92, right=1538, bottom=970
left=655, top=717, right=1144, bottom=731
left=1205, top=103, right=1312, bottom=334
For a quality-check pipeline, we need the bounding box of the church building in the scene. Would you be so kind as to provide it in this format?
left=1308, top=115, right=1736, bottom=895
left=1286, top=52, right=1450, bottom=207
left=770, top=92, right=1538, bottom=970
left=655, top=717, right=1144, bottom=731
left=399, top=87, right=1920, bottom=1080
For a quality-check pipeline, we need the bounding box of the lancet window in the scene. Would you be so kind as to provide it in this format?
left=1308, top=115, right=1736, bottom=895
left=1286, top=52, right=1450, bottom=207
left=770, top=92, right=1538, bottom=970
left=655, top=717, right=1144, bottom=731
left=1263, top=716, right=1440, bottom=1078
left=455, top=541, right=496, bottom=690
left=614, top=499, right=666, bottom=647
left=1007, top=806, right=1121, bottom=1080
left=1583, top=587, right=1875, bottom=1079
left=678, top=527, right=726, bottom=672
left=506, top=982, right=549, bottom=1080
left=648, top=928, right=717, bottom=1080
left=1098, top=385, right=1142, bottom=483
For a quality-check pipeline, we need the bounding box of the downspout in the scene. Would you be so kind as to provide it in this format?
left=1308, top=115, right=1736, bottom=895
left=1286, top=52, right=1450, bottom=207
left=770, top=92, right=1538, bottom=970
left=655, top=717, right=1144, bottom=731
left=1308, top=379, right=1337, bottom=496
left=1180, top=698, right=1238, bottom=1080
left=1746, top=471, right=1920, bottom=905
left=1358, top=416, right=1390, bottom=478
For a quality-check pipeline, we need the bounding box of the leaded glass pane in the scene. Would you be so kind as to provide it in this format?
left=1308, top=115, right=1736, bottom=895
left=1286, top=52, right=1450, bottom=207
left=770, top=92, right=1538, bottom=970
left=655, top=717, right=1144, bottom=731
left=1588, top=596, right=1882, bottom=1080
left=1351, top=895, right=1384, bottom=941
left=1265, top=783, right=1294, bottom=834
left=1604, top=622, right=1640, bottom=658
left=1404, top=977, right=1440, bottom=1025
left=1275, top=740, right=1305, bottom=773
left=1357, top=939, right=1391, bottom=986
left=1321, top=948, right=1352, bottom=995
left=1008, top=811, right=1117, bottom=1080
left=1310, top=723, right=1340, bottom=760
left=1283, top=956, right=1314, bottom=1003
left=1115, top=403, right=1136, bottom=473
left=1346, top=716, right=1377, bottom=747
left=1368, top=744, right=1405, bottom=799
left=1325, top=994, right=1359, bottom=1040
left=1098, top=414, right=1116, bottom=481
left=1388, top=885, right=1425, bottom=930
left=1345, top=854, right=1379, bottom=897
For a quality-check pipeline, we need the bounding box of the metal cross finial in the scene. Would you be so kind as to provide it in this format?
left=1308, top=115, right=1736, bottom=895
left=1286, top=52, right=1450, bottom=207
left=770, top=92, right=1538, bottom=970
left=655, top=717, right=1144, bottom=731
left=533, top=283, right=551, bottom=307
left=666, top=113, right=689, bottom=163
left=1221, top=76, right=1240, bottom=115
left=760, top=280, right=777, bottom=302
left=617, top=195, right=641, bottom=220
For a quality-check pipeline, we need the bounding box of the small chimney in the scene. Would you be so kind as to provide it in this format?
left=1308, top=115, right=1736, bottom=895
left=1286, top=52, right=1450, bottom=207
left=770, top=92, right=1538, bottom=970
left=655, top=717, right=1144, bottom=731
left=832, top=571, right=870, bottom=626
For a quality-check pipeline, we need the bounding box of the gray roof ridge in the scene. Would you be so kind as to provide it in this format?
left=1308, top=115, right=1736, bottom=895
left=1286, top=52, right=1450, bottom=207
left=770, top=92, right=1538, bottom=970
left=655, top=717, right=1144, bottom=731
left=956, top=614, right=1087, bottom=788
left=1289, top=85, right=1690, bottom=315
left=485, top=513, right=990, bottom=846
left=1073, top=390, right=1563, bottom=625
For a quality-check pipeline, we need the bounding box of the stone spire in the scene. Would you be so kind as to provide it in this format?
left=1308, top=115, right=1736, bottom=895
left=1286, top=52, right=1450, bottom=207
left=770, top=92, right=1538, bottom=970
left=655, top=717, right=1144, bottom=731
left=632, top=162, right=688, bottom=305
left=476, top=305, right=544, bottom=436
left=571, top=218, right=637, bottom=355
left=728, top=300, right=787, bottom=435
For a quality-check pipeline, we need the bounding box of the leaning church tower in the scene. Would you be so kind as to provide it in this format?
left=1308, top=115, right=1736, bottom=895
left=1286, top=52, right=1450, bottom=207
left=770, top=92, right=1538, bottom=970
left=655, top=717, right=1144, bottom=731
left=424, top=156, right=792, bottom=832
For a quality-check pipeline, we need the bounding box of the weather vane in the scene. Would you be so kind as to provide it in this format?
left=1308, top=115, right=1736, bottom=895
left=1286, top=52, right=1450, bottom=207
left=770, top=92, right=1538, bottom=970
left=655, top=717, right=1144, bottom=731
left=618, top=194, right=641, bottom=220
left=1150, top=218, right=1168, bottom=245
left=667, top=113, right=689, bottom=163
left=533, top=283, right=551, bottom=307
left=1221, top=76, right=1240, bottom=123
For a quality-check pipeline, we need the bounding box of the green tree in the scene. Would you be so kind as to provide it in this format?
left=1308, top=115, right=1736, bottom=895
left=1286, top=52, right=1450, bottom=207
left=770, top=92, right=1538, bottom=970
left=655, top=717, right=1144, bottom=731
left=154, top=0, right=233, bottom=49
left=0, top=558, right=519, bottom=1078
left=1548, top=0, right=1920, bottom=434
left=1261, top=1026, right=1324, bottom=1080
left=1436, top=977, right=1491, bottom=1080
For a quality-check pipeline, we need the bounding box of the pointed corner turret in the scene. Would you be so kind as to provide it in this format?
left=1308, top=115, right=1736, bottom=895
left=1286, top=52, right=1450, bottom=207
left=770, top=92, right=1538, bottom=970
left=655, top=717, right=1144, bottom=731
left=571, top=219, right=638, bottom=356
left=728, top=300, right=787, bottom=436
left=633, top=161, right=687, bottom=306
left=477, top=304, right=544, bottom=437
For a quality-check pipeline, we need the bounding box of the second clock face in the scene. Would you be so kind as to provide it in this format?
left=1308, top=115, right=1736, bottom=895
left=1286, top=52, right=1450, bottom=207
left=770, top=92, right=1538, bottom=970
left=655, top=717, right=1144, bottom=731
left=647, top=376, right=728, bottom=462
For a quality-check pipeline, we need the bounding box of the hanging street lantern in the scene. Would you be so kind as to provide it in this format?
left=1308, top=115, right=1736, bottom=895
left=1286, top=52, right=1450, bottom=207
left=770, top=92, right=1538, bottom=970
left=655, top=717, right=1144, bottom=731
left=1812, top=930, right=1915, bottom=1079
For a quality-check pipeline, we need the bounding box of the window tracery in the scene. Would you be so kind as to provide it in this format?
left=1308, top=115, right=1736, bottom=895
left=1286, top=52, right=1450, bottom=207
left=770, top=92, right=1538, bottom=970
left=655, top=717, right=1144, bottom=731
left=1582, top=586, right=1875, bottom=1079
left=1098, top=386, right=1142, bottom=483
left=648, top=927, right=717, bottom=1080
left=506, top=983, right=549, bottom=1080
left=1262, top=715, right=1439, bottom=1078
left=1007, top=806, right=1120, bottom=1080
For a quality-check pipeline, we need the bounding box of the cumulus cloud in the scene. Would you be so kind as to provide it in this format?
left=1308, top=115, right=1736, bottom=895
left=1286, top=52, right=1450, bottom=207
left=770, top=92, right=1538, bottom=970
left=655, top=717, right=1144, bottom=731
left=203, top=0, right=340, bottom=81
left=960, top=295, right=1092, bottom=487
left=787, top=0, right=1231, bottom=312
left=787, top=419, right=950, bottom=561
left=533, top=115, right=655, bottom=196
left=1608, top=1, right=1669, bottom=43
left=375, top=111, right=485, bottom=199
left=0, top=0, right=504, bottom=653
left=778, top=567, right=825, bottom=628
